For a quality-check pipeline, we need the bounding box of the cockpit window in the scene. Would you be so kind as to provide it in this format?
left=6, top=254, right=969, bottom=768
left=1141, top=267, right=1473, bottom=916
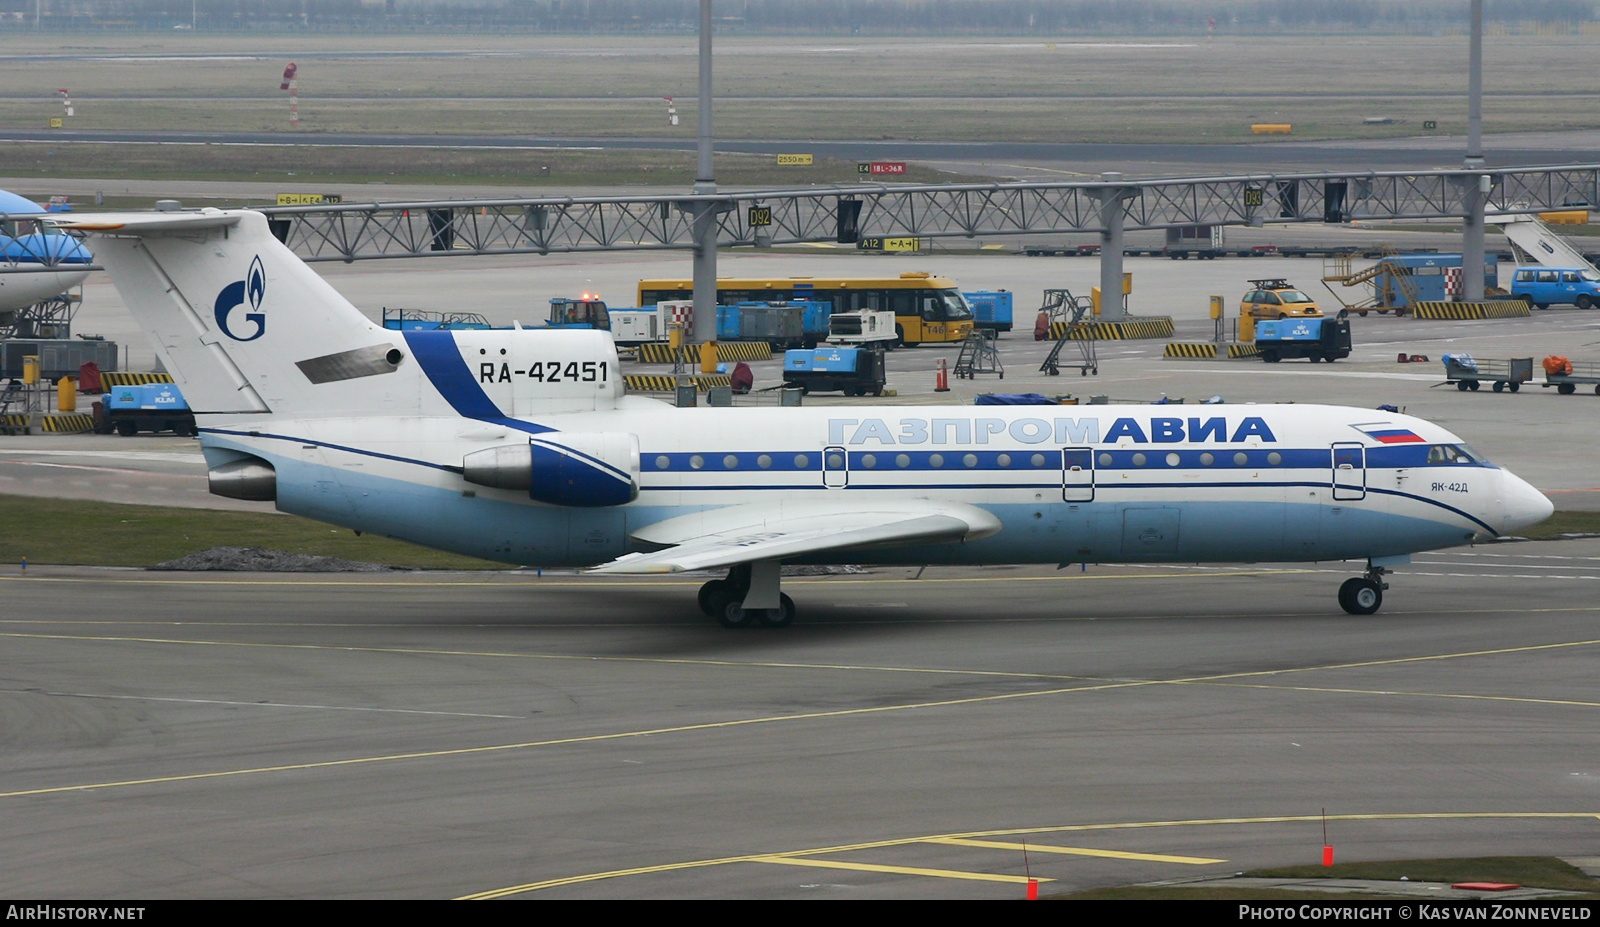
left=1427, top=444, right=1483, bottom=465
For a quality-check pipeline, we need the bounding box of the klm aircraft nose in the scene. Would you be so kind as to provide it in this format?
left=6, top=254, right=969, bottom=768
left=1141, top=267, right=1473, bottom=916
left=1501, top=470, right=1554, bottom=535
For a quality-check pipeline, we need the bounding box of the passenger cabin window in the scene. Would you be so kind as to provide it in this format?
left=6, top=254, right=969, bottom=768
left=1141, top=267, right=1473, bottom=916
left=1538, top=271, right=1560, bottom=283
left=1565, top=273, right=1582, bottom=283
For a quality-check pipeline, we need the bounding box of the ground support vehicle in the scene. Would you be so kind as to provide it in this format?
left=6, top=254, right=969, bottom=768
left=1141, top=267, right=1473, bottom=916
left=1510, top=267, right=1600, bottom=310
left=781, top=345, right=886, bottom=396
left=1242, top=279, right=1325, bottom=320
left=964, top=290, right=1013, bottom=334
left=827, top=309, right=897, bottom=346
left=381, top=308, right=492, bottom=331
left=1323, top=252, right=1500, bottom=316
left=723, top=301, right=830, bottom=348
left=97, top=382, right=196, bottom=435
left=1255, top=318, right=1351, bottom=363
left=1541, top=359, right=1600, bottom=395
left=638, top=273, right=973, bottom=347
left=543, top=297, right=612, bottom=331
left=1441, top=355, right=1533, bottom=392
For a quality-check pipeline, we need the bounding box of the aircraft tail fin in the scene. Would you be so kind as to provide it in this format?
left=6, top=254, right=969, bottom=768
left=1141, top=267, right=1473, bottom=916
left=48, top=209, right=410, bottom=415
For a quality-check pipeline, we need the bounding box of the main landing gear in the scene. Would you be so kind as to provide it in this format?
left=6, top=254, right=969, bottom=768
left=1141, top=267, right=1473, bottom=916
left=1337, top=563, right=1390, bottom=615
left=698, top=562, right=796, bottom=629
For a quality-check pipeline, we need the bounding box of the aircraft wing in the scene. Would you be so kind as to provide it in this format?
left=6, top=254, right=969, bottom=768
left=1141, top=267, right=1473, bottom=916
left=588, top=499, right=1001, bottom=574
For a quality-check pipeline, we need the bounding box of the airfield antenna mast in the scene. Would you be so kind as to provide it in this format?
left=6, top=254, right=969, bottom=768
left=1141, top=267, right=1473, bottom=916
left=690, top=0, right=719, bottom=350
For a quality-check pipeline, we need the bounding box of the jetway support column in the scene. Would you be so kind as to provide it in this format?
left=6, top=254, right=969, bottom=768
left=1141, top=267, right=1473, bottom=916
left=1097, top=173, right=1131, bottom=322
left=1462, top=0, right=1487, bottom=303
left=690, top=0, right=719, bottom=345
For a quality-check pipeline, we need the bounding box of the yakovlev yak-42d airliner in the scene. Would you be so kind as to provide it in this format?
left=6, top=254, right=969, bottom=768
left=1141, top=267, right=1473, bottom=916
left=51, top=209, right=1553, bottom=627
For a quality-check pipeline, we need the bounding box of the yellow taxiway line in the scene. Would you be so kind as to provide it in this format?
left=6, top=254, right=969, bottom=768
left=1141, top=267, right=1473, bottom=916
left=925, top=836, right=1226, bottom=864
left=748, top=855, right=1049, bottom=884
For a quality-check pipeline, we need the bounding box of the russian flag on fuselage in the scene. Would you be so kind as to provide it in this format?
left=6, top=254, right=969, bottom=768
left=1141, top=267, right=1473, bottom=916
left=1353, top=423, right=1426, bottom=444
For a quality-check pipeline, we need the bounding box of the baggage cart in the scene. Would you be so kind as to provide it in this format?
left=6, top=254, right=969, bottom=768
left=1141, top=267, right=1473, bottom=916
left=1441, top=355, right=1533, bottom=393
left=1541, top=358, right=1600, bottom=395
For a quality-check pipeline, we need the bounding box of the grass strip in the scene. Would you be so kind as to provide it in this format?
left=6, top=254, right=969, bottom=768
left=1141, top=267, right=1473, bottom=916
left=0, top=493, right=506, bottom=570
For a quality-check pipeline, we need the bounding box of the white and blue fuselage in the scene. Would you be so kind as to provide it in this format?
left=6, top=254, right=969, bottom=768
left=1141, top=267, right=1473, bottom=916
left=52, top=208, right=1552, bottom=623
left=196, top=333, right=1543, bottom=570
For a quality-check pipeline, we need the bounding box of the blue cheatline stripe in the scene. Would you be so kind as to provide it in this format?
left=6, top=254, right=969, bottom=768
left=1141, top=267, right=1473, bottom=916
left=402, top=330, right=553, bottom=435
left=642, top=446, right=1496, bottom=475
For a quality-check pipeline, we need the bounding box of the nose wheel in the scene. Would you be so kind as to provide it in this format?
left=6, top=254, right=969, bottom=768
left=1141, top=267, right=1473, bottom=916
left=1338, top=565, right=1389, bottom=615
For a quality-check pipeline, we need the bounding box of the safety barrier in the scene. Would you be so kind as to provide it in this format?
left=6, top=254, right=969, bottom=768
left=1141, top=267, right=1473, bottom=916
left=635, top=342, right=773, bottom=364
left=1162, top=342, right=1262, bottom=359
left=623, top=374, right=734, bottom=393
left=0, top=413, right=29, bottom=435
left=100, top=372, right=175, bottom=387
left=1049, top=317, right=1176, bottom=341
left=1411, top=301, right=1531, bottom=320
left=39, top=413, right=94, bottom=433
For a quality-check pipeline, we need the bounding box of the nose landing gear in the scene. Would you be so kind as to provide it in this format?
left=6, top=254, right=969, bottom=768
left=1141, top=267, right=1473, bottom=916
left=1338, top=563, right=1390, bottom=615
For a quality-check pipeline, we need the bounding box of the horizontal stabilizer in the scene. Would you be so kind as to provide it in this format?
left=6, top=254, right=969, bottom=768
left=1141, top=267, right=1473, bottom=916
left=45, top=210, right=244, bottom=233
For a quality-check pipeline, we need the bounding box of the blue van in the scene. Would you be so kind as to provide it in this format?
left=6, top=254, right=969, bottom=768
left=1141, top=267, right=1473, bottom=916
left=1509, top=266, right=1600, bottom=309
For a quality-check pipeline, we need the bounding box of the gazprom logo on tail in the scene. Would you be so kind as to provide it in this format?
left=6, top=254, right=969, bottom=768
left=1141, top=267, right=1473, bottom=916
left=214, top=255, right=267, bottom=341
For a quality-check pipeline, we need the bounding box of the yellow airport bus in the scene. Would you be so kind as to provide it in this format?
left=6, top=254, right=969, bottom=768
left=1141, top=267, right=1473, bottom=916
left=636, top=272, right=975, bottom=346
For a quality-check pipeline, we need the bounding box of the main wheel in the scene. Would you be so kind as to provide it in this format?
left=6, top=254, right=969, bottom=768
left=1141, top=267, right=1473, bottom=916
left=698, top=579, right=730, bottom=616
left=1456, top=380, right=1470, bottom=391
left=755, top=594, right=797, bottom=629
left=1493, top=381, right=1505, bottom=393
left=1560, top=383, right=1577, bottom=395
left=1578, top=295, right=1595, bottom=310
left=1509, top=382, right=1520, bottom=393
left=711, top=590, right=753, bottom=629
left=115, top=420, right=136, bottom=437
left=1467, top=380, right=1480, bottom=391
left=1338, top=578, right=1383, bottom=615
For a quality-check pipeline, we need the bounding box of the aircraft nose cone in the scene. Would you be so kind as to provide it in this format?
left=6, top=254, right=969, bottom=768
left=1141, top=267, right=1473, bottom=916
left=1501, top=471, right=1554, bottom=535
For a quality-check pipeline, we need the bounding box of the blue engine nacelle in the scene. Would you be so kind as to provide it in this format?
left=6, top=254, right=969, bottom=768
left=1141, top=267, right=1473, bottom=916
left=461, top=433, right=640, bottom=507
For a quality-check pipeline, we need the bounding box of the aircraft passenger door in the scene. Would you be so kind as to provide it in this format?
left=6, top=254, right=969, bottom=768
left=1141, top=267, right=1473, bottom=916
left=823, top=446, right=849, bottom=489
left=1332, top=442, right=1366, bottom=501
left=1062, top=447, right=1095, bottom=502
